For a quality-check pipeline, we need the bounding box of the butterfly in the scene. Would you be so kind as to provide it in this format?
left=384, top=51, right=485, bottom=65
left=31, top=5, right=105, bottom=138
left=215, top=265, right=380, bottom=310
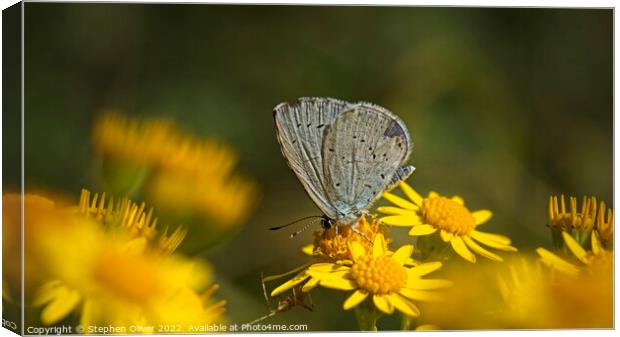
left=273, top=97, right=414, bottom=229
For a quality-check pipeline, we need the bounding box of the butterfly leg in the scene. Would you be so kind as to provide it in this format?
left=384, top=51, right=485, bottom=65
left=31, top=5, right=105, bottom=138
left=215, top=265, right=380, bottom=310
left=260, top=272, right=272, bottom=308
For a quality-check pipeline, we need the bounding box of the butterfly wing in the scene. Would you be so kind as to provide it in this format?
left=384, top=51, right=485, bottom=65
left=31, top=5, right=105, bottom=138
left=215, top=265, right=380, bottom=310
left=322, top=102, right=413, bottom=220
left=273, top=97, right=351, bottom=219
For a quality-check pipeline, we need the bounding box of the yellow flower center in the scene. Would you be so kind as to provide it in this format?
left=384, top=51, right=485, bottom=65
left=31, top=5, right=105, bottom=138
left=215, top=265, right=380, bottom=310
left=420, top=196, right=475, bottom=235
left=350, top=255, right=407, bottom=294
left=313, top=216, right=386, bottom=262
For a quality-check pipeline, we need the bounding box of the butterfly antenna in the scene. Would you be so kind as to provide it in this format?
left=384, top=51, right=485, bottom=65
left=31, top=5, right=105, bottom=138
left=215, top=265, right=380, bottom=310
left=289, top=220, right=316, bottom=238
left=269, top=215, right=322, bottom=231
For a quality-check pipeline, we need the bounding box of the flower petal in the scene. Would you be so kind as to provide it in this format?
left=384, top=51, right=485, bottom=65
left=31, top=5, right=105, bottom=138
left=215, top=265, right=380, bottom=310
left=406, top=279, right=453, bottom=290
left=591, top=233, right=602, bottom=255
left=450, top=236, right=476, bottom=263
left=41, top=287, right=81, bottom=325
left=416, top=324, right=440, bottom=331
left=408, top=224, right=437, bottom=236
left=343, top=290, right=368, bottom=310
left=373, top=294, right=394, bottom=314
left=349, top=241, right=367, bottom=261
left=536, top=248, right=579, bottom=276
left=428, top=191, right=440, bottom=198
left=470, top=230, right=512, bottom=245
left=308, top=263, right=348, bottom=272
left=33, top=280, right=63, bottom=307
left=302, top=277, right=320, bottom=292
left=399, top=288, right=443, bottom=302
left=562, top=232, right=589, bottom=264
left=319, top=276, right=357, bottom=291
left=376, top=206, right=418, bottom=216
left=301, top=244, right=315, bottom=256
left=470, top=231, right=518, bottom=252
left=451, top=196, right=464, bottom=205
left=380, top=215, right=419, bottom=227
left=387, top=293, right=420, bottom=317
left=399, top=182, right=423, bottom=206
left=391, top=245, right=414, bottom=265
left=462, top=236, right=503, bottom=262
left=373, top=233, right=386, bottom=258
left=306, top=269, right=349, bottom=280
left=440, top=230, right=453, bottom=242
left=383, top=192, right=418, bottom=210
left=271, top=272, right=309, bottom=296
left=407, top=262, right=442, bottom=277
left=472, top=210, right=493, bottom=225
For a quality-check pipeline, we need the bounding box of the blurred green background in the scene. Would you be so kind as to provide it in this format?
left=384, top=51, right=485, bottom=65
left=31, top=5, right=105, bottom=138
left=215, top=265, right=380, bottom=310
left=17, top=4, right=612, bottom=331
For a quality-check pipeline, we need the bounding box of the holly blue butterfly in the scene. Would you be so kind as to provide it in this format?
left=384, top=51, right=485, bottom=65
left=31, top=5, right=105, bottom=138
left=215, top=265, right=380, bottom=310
left=273, top=97, right=414, bottom=229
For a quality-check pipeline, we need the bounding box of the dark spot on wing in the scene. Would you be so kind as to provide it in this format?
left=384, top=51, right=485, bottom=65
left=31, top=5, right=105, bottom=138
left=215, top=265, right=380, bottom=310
left=336, top=183, right=341, bottom=187
left=364, top=184, right=372, bottom=188
left=384, top=120, right=406, bottom=138
left=292, top=139, right=297, bottom=144
left=296, top=123, right=301, bottom=128
left=317, top=124, right=325, bottom=128
left=372, top=154, right=376, bottom=159
left=307, top=123, right=311, bottom=127
left=353, top=135, right=357, bottom=139
left=328, top=148, right=335, bottom=152
left=341, top=156, right=345, bottom=160
left=380, top=174, right=385, bottom=179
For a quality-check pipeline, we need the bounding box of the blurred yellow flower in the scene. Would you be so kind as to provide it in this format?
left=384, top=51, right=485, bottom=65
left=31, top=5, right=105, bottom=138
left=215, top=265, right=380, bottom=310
left=92, top=111, right=258, bottom=228
left=306, top=233, right=449, bottom=317
left=379, top=182, right=517, bottom=263
left=29, top=189, right=225, bottom=330
left=537, top=231, right=612, bottom=278
left=422, top=254, right=612, bottom=329
left=3, top=193, right=62, bottom=299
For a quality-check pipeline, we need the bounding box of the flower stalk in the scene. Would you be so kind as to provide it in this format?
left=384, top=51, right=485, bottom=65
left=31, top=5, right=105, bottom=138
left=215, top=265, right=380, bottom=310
left=354, top=300, right=381, bottom=331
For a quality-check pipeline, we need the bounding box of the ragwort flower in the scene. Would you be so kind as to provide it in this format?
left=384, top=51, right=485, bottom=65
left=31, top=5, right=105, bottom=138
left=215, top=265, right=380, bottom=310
left=30, top=189, right=226, bottom=329
left=379, top=182, right=517, bottom=263
left=306, top=233, right=449, bottom=317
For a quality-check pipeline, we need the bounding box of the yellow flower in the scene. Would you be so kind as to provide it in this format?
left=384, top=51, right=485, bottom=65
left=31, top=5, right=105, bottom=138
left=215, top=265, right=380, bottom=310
left=547, top=195, right=612, bottom=249
left=269, top=216, right=400, bottom=297
left=306, top=233, right=449, bottom=317
left=311, top=215, right=387, bottom=263
left=3, top=193, right=64, bottom=300
left=30, top=189, right=225, bottom=329
left=548, top=195, right=597, bottom=232
left=595, top=201, right=613, bottom=249
left=379, top=182, right=517, bottom=263
left=536, top=231, right=612, bottom=278
left=422, top=254, right=612, bottom=329
left=92, top=111, right=258, bottom=229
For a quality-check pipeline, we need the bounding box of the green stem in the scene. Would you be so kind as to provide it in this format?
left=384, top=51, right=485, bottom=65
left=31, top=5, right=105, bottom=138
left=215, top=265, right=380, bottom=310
left=354, top=300, right=381, bottom=331
left=417, top=234, right=452, bottom=262
left=400, top=315, right=416, bottom=330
